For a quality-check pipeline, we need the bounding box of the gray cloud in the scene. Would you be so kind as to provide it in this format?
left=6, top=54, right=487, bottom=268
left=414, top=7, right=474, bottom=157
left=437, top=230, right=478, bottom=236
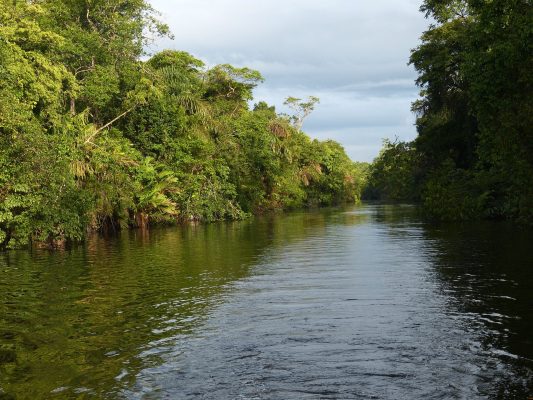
left=149, top=0, right=429, bottom=161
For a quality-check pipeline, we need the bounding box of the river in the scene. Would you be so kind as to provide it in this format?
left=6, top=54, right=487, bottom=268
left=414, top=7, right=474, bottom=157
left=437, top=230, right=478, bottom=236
left=0, top=204, right=531, bottom=399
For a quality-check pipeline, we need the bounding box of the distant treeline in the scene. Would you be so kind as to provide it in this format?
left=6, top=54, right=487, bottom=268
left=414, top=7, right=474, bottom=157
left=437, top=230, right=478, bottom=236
left=365, top=0, right=532, bottom=222
left=0, top=0, right=367, bottom=249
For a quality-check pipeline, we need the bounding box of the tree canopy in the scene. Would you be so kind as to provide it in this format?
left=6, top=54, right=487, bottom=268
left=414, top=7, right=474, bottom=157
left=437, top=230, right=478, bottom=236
left=0, top=0, right=363, bottom=249
left=365, top=0, right=533, bottom=223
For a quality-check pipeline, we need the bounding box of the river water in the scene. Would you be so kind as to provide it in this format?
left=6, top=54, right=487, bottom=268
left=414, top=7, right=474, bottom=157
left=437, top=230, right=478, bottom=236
left=0, top=205, right=531, bottom=399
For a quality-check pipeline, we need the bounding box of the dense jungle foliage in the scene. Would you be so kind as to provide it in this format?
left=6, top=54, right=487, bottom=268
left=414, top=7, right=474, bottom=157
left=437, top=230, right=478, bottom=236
left=0, top=0, right=366, bottom=249
left=365, top=0, right=532, bottom=222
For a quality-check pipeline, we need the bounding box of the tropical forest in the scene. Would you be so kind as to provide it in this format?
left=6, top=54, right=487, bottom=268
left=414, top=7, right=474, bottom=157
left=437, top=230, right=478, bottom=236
left=0, top=1, right=532, bottom=399
left=0, top=0, right=369, bottom=250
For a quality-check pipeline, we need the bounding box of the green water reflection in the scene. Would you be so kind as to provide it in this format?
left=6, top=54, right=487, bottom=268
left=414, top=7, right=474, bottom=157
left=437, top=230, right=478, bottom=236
left=0, top=211, right=347, bottom=399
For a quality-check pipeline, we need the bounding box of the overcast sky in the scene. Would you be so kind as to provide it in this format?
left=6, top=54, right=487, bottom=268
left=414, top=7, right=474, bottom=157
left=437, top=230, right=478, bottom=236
left=148, top=0, right=430, bottom=162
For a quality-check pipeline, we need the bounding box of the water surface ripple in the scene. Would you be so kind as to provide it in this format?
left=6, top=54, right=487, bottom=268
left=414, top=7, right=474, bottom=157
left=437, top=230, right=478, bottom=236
left=0, top=205, right=531, bottom=399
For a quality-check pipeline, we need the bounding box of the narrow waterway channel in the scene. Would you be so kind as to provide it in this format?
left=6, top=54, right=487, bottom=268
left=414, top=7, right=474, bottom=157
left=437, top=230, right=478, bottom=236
left=0, top=205, right=531, bottom=399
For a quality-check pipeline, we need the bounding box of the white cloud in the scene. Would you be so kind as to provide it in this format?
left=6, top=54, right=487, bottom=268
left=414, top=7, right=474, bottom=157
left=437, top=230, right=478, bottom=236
left=148, top=0, right=429, bottom=161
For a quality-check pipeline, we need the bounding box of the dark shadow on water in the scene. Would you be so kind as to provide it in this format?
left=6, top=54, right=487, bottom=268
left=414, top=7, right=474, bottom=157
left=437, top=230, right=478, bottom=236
left=422, top=221, right=533, bottom=398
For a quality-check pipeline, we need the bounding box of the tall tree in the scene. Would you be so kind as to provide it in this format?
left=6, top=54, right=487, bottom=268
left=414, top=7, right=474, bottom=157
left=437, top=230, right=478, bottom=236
left=39, top=0, right=169, bottom=123
left=283, top=96, right=320, bottom=131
